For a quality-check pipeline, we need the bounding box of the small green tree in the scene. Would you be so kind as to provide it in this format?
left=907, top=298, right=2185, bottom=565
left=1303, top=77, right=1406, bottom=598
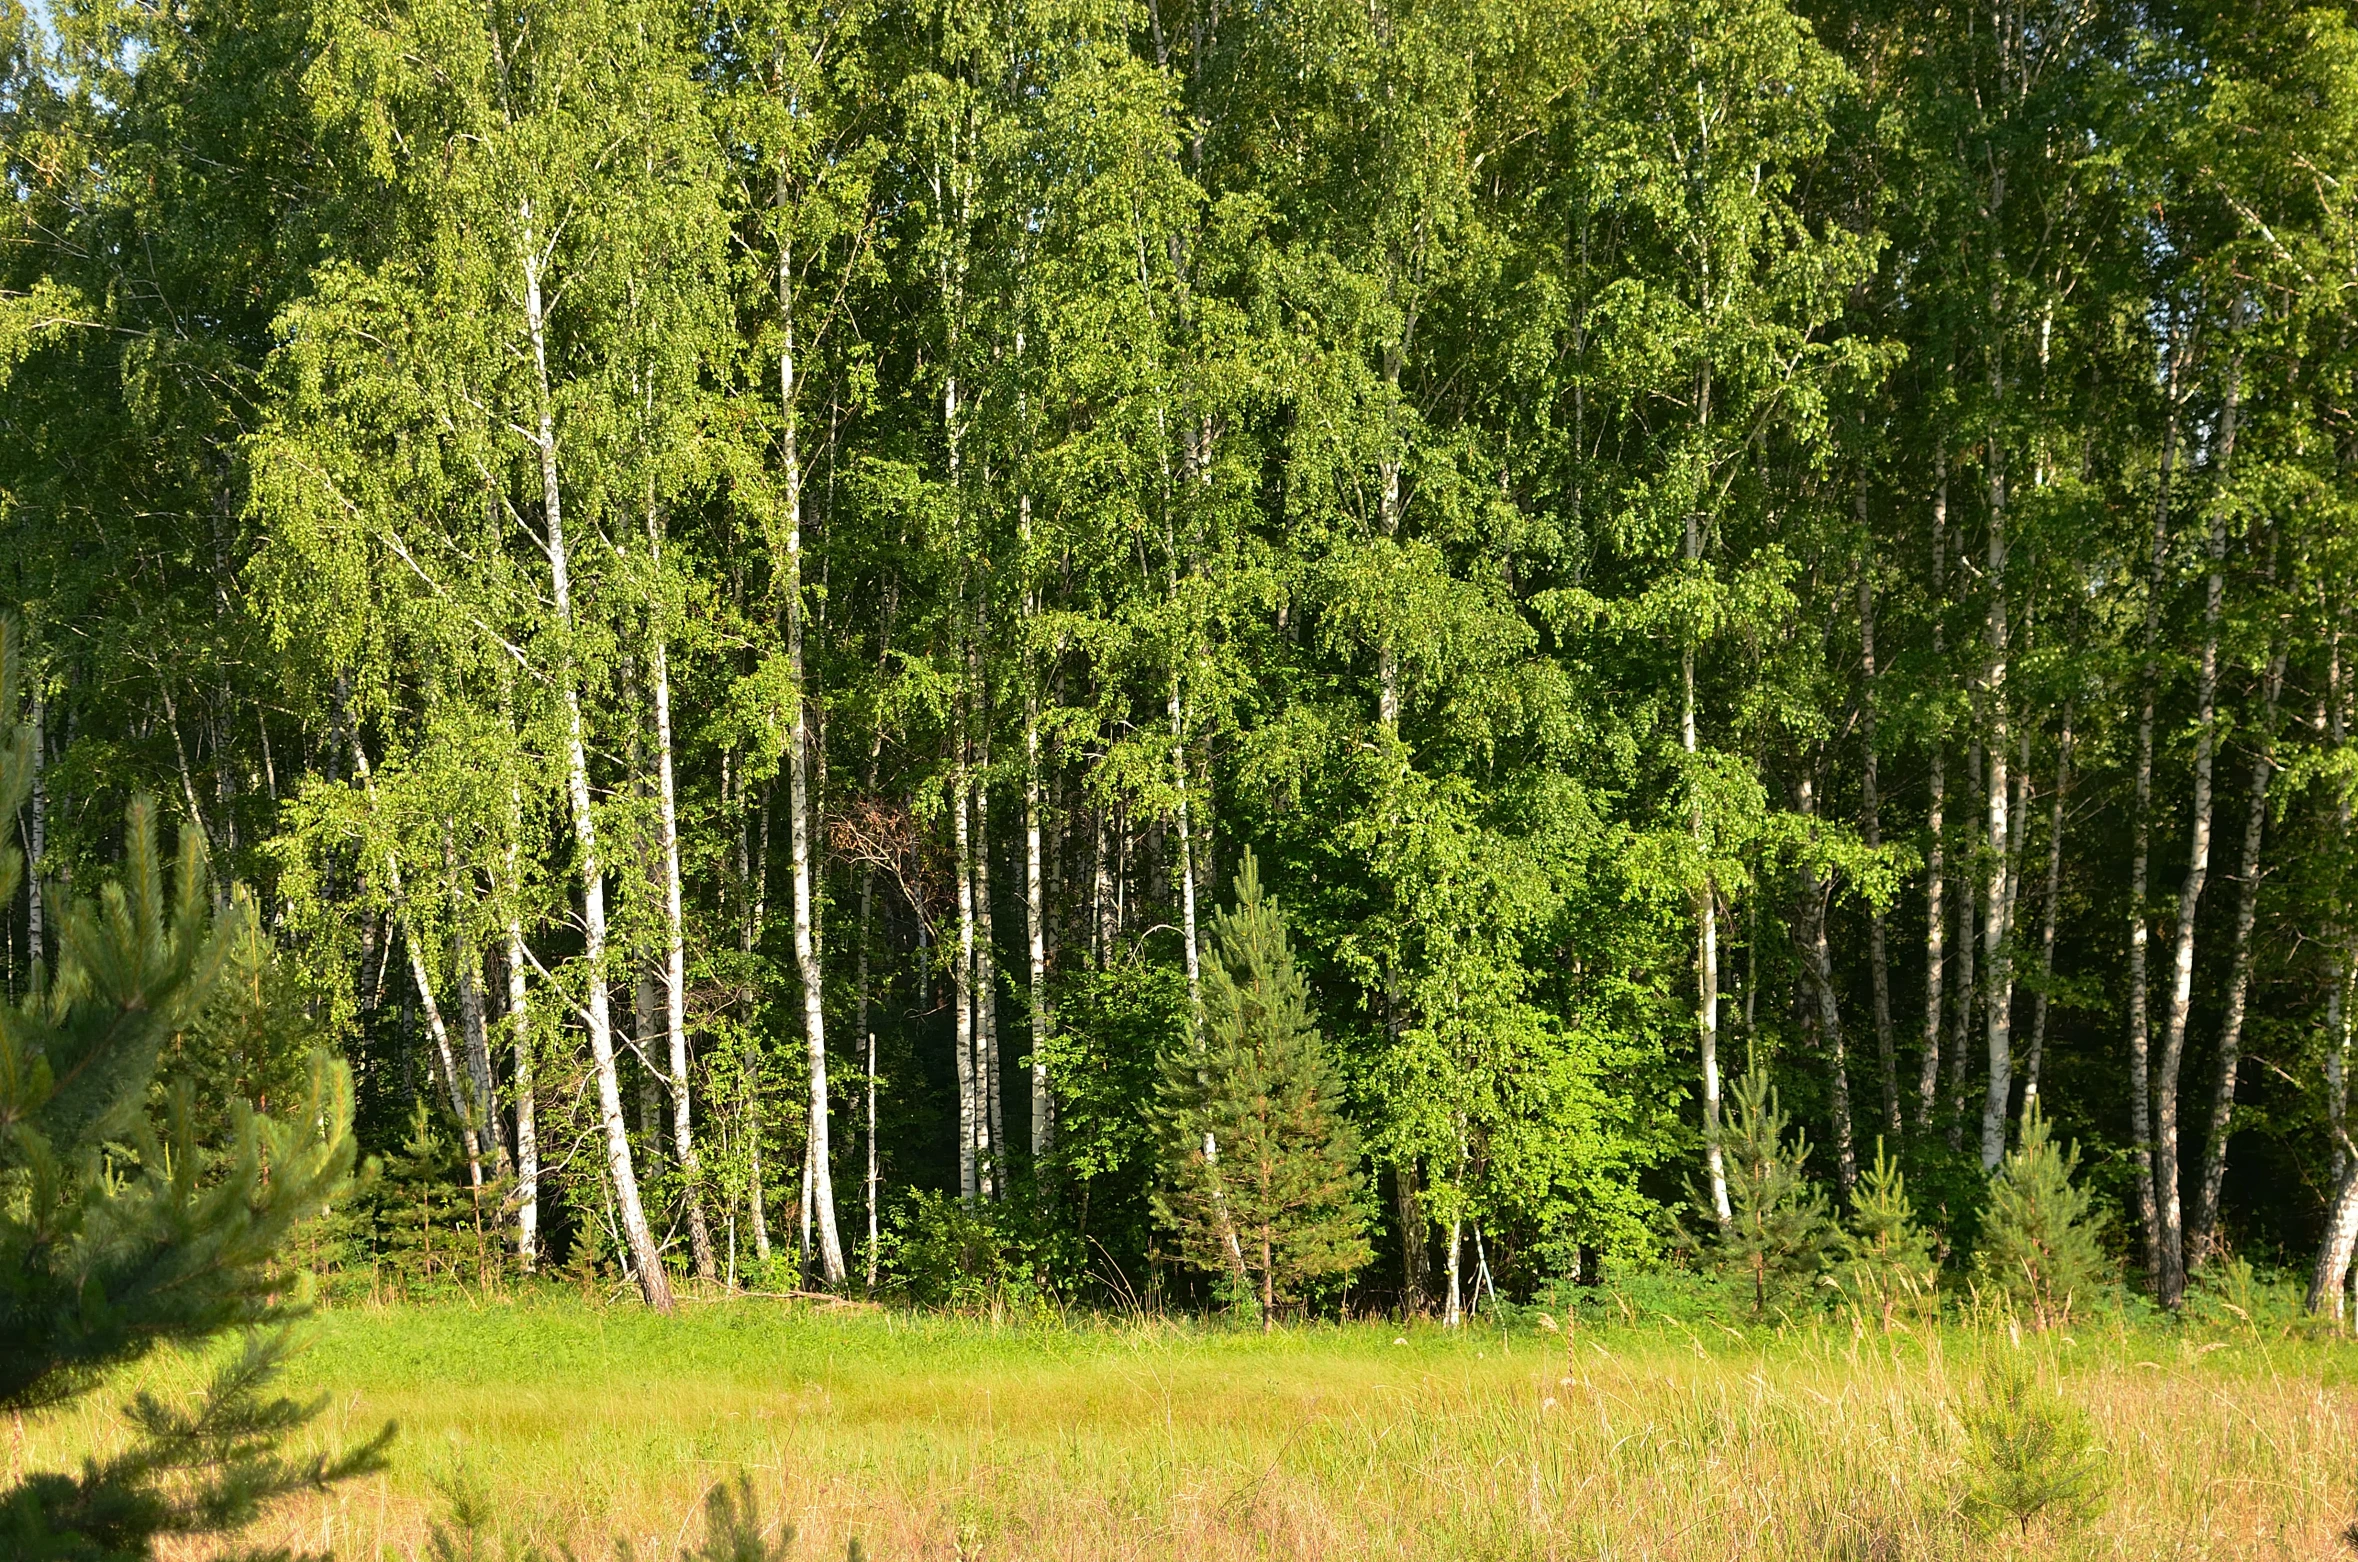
left=0, top=626, right=389, bottom=1558
left=1974, top=1106, right=2108, bottom=1330
left=1156, top=852, right=1371, bottom=1328
left=1837, top=1139, right=1940, bottom=1329
left=1685, top=1071, right=1830, bottom=1317
left=1952, top=1351, right=2109, bottom=1539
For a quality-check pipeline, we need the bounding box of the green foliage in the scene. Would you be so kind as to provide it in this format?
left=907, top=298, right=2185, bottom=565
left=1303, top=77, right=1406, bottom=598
left=1837, top=1140, right=1941, bottom=1330
left=1951, top=1351, right=2109, bottom=1539
left=879, top=1190, right=1046, bottom=1317
left=1155, top=853, right=1371, bottom=1324
left=1683, top=1072, right=1830, bottom=1317
left=1974, top=1108, right=2109, bottom=1331
left=332, top=1098, right=511, bottom=1301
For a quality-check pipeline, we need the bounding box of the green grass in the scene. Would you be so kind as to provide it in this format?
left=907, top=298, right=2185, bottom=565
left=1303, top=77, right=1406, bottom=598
left=19, top=1292, right=2358, bottom=1560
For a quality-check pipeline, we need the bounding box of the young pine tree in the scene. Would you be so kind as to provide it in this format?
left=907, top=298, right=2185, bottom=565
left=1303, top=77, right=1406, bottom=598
left=1690, top=1071, right=1831, bottom=1317
left=0, top=628, right=389, bottom=1559
left=1156, top=851, right=1371, bottom=1329
left=1837, top=1139, right=1940, bottom=1329
left=1975, top=1106, right=2109, bottom=1329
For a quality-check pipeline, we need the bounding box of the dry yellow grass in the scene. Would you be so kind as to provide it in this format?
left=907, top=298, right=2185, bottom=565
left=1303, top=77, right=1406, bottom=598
left=15, top=1295, right=2357, bottom=1560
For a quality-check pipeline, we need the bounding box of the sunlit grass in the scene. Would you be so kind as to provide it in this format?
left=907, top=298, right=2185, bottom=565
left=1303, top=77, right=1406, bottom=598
left=17, top=1293, right=2357, bottom=1560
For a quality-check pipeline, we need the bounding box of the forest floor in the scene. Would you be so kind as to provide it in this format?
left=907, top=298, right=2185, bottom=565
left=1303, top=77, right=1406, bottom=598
left=22, top=1292, right=2358, bottom=1561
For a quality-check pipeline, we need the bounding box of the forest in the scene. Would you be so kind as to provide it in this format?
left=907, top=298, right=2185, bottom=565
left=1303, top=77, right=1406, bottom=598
left=7, top=0, right=2358, bottom=1341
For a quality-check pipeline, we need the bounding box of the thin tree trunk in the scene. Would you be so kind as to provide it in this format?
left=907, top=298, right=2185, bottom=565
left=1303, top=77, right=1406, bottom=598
left=1396, top=1160, right=1428, bottom=1312
left=1949, top=741, right=1981, bottom=1150
left=1919, top=455, right=1949, bottom=1129
left=972, top=636, right=1002, bottom=1201
left=2129, top=374, right=2179, bottom=1281
left=1979, top=449, right=2014, bottom=1172
left=350, top=738, right=485, bottom=1192
left=2023, top=701, right=2072, bottom=1116
left=1799, top=771, right=1855, bottom=1200
left=2314, top=615, right=2355, bottom=1315
left=25, top=679, right=41, bottom=970
left=2156, top=361, right=2239, bottom=1307
left=647, top=540, right=717, bottom=1281
left=2191, top=638, right=2286, bottom=1264
left=504, top=771, right=538, bottom=1271
left=1170, top=676, right=1203, bottom=1023
left=1025, top=689, right=1053, bottom=1163
left=1858, top=554, right=1900, bottom=1135
left=778, top=232, right=845, bottom=1285
left=1023, top=495, right=1054, bottom=1166
left=953, top=685, right=981, bottom=1204
left=522, top=209, right=670, bottom=1311
left=1685, top=517, right=1729, bottom=1223
left=2315, top=971, right=2358, bottom=1321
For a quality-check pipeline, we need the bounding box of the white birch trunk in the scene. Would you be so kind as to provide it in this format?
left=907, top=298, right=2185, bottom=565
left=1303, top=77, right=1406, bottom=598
left=2191, top=639, right=2285, bottom=1263
left=1979, top=448, right=2014, bottom=1172
left=1919, top=456, right=1948, bottom=1129
left=2156, top=363, right=2239, bottom=1306
left=953, top=691, right=981, bottom=1204
left=522, top=208, right=671, bottom=1312
left=504, top=780, right=538, bottom=1270
left=2023, top=702, right=2072, bottom=1116
left=2129, top=379, right=2180, bottom=1277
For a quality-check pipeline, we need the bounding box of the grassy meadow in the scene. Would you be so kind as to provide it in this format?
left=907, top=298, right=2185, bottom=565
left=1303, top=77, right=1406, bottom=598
left=18, top=1293, right=2358, bottom=1561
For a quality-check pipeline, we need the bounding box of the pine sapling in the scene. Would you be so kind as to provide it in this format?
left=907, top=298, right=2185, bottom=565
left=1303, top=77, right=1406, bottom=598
left=1686, top=1070, right=1831, bottom=1317
left=1155, top=850, right=1371, bottom=1327
left=1975, top=1105, right=2108, bottom=1329
left=1953, top=1350, right=2109, bottom=1539
left=1838, top=1138, right=1940, bottom=1329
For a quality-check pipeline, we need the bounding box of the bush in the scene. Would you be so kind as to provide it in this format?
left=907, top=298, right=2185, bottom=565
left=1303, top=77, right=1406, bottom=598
left=879, top=1189, right=1047, bottom=1316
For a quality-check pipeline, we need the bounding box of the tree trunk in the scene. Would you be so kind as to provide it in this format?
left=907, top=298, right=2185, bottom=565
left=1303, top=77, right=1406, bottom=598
left=2315, top=972, right=2358, bottom=1321
left=953, top=686, right=981, bottom=1204
left=2023, top=701, right=2072, bottom=1117
left=1918, top=454, right=1949, bottom=1130
left=350, top=738, right=485, bottom=1192
left=2129, top=376, right=2179, bottom=1282
left=778, top=234, right=845, bottom=1284
left=2191, top=638, right=2285, bottom=1265
left=1025, top=668, right=1053, bottom=1165
left=1948, top=740, right=1980, bottom=1151
left=504, top=772, right=538, bottom=1271
left=522, top=211, right=670, bottom=1312
left=1685, top=515, right=1729, bottom=1225
left=2313, top=616, right=2354, bottom=1315
left=2156, top=362, right=2238, bottom=1307
left=1395, top=1160, right=1428, bottom=1312
left=1979, top=451, right=2014, bottom=1172
left=25, top=679, right=41, bottom=971
left=971, top=633, right=1002, bottom=1201
left=647, top=549, right=717, bottom=1280
left=1799, top=771, right=1855, bottom=1201
left=1170, top=677, right=1203, bottom=1025
left=1857, top=553, right=1900, bottom=1135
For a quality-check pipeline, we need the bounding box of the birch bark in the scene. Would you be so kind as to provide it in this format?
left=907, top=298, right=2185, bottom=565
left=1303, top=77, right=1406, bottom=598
left=522, top=204, right=671, bottom=1311
left=2190, top=638, right=2285, bottom=1263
